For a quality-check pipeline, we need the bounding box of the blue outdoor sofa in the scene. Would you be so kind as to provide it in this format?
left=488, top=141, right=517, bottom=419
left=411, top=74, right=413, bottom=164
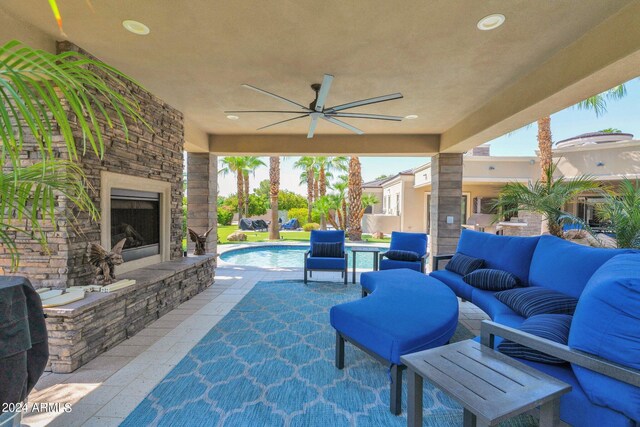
left=304, top=230, right=348, bottom=284
left=432, top=229, right=640, bottom=427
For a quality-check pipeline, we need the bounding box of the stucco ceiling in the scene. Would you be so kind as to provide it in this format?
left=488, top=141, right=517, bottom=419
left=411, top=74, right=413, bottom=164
left=0, top=0, right=636, bottom=139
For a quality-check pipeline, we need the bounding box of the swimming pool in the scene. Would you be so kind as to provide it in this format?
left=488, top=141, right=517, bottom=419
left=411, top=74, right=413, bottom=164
left=220, top=245, right=386, bottom=269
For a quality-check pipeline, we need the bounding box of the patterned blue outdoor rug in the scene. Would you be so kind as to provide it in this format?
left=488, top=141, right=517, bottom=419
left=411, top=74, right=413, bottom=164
left=121, top=280, right=536, bottom=427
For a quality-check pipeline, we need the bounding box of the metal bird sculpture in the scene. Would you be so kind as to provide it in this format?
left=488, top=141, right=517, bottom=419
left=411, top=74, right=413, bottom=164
left=188, top=226, right=215, bottom=255
left=88, top=238, right=127, bottom=285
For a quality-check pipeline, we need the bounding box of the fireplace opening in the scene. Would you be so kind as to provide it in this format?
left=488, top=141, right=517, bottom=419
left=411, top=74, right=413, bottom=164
left=111, top=189, right=160, bottom=262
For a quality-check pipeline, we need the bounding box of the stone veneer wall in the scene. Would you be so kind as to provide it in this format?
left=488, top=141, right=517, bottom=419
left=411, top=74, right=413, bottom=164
left=501, top=210, right=544, bottom=237
left=45, top=256, right=215, bottom=373
left=0, top=41, right=185, bottom=288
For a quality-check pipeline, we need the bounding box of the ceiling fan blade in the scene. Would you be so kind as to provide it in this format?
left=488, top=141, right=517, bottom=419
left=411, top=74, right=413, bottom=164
left=315, top=74, right=334, bottom=112
left=323, top=116, right=364, bottom=135
left=307, top=116, right=319, bottom=139
left=224, top=110, right=307, bottom=114
left=256, top=114, right=309, bottom=130
left=326, top=93, right=403, bottom=113
left=242, top=84, right=311, bottom=111
left=328, top=112, right=403, bottom=121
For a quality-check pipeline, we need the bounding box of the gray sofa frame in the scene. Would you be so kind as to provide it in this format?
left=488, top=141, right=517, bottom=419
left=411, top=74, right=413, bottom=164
left=480, top=320, right=640, bottom=393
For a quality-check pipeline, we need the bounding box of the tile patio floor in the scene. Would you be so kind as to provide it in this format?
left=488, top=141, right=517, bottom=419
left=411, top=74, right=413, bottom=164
left=23, top=263, right=489, bottom=427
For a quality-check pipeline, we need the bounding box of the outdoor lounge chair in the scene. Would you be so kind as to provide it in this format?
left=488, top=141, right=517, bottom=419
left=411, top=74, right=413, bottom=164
left=281, top=218, right=299, bottom=230
left=253, top=219, right=269, bottom=231
left=379, top=231, right=428, bottom=273
left=239, top=218, right=255, bottom=231
left=304, top=230, right=348, bottom=284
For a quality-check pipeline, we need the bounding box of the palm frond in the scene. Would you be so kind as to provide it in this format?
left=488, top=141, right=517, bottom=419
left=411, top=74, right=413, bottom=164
left=0, top=160, right=97, bottom=270
left=0, top=40, right=147, bottom=161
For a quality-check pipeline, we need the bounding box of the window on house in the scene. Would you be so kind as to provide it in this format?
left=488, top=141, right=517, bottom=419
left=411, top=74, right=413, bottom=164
left=396, top=194, right=400, bottom=216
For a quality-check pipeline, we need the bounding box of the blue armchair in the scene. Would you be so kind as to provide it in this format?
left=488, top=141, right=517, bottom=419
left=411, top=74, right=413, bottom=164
left=304, top=230, right=348, bottom=284
left=379, top=231, right=428, bottom=273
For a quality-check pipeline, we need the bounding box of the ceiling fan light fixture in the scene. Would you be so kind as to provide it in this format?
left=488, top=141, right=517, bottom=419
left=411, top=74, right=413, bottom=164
left=226, top=115, right=240, bottom=120
left=477, top=14, right=505, bottom=31
left=404, top=114, right=418, bottom=120
left=122, top=20, right=150, bottom=35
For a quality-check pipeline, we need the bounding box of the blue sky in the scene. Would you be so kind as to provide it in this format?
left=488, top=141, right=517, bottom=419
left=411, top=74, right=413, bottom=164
left=218, top=78, right=639, bottom=195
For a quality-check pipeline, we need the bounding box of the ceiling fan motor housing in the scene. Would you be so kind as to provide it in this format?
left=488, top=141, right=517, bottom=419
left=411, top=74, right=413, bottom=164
left=310, top=83, right=322, bottom=110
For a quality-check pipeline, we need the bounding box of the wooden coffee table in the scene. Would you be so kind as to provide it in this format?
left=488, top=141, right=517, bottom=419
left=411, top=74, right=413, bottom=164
left=401, top=340, right=571, bottom=427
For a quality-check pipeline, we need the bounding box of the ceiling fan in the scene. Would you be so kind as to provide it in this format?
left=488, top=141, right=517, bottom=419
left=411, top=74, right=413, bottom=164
left=225, top=74, right=404, bottom=138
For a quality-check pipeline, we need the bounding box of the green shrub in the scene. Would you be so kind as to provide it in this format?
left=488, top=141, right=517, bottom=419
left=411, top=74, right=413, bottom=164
left=287, top=207, right=320, bottom=226
left=303, top=222, right=320, bottom=232
left=287, top=207, right=308, bottom=226
left=217, top=206, right=234, bottom=226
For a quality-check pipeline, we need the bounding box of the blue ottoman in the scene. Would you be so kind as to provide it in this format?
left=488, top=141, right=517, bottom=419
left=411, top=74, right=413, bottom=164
left=330, top=269, right=458, bottom=415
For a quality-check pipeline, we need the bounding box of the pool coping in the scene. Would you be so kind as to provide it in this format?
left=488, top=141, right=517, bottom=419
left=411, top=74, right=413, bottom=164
left=217, top=240, right=389, bottom=271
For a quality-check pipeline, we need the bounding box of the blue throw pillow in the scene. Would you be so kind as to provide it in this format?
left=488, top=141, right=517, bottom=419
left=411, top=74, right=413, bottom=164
left=445, top=252, right=484, bottom=276
left=463, top=269, right=519, bottom=291
left=385, top=250, right=420, bottom=262
left=495, top=287, right=578, bottom=318
left=311, top=242, right=343, bottom=258
left=498, top=314, right=572, bottom=364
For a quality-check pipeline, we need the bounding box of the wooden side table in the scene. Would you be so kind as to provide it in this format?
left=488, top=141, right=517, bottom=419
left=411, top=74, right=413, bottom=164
left=350, top=246, right=381, bottom=284
left=401, top=340, right=571, bottom=427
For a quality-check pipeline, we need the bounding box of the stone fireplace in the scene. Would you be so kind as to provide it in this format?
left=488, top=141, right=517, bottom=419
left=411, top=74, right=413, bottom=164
left=0, top=42, right=217, bottom=373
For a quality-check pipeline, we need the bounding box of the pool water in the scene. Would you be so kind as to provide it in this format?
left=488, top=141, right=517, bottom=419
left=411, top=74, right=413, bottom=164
left=220, top=245, right=385, bottom=269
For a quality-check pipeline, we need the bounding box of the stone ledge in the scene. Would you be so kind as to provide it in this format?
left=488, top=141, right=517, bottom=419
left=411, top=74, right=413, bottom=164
left=43, top=255, right=216, bottom=318
left=45, top=255, right=216, bottom=373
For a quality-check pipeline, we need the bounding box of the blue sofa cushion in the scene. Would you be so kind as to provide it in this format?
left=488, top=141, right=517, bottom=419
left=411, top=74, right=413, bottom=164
left=361, top=268, right=431, bottom=293
left=331, top=271, right=458, bottom=365
left=306, top=257, right=346, bottom=270
left=568, top=253, right=640, bottom=422
left=517, top=358, right=635, bottom=427
left=385, top=249, right=420, bottom=262
left=380, top=258, right=422, bottom=272
left=498, top=314, right=572, bottom=364
left=495, top=287, right=578, bottom=318
left=528, top=235, right=633, bottom=298
left=445, top=253, right=484, bottom=276
left=310, top=229, right=345, bottom=250
left=311, top=241, right=343, bottom=258
left=463, top=268, right=518, bottom=291
left=389, top=231, right=428, bottom=257
left=456, top=229, right=540, bottom=284
left=430, top=269, right=475, bottom=301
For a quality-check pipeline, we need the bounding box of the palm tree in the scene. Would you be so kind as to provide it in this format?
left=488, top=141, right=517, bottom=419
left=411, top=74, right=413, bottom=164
left=596, top=179, right=640, bottom=248
left=360, top=194, right=380, bottom=217
left=219, top=157, right=246, bottom=223
left=241, top=156, right=266, bottom=216
left=493, top=165, right=600, bottom=238
left=268, top=156, right=280, bottom=240
left=537, top=84, right=627, bottom=182
left=315, top=156, right=348, bottom=229
left=0, top=40, right=144, bottom=270
left=332, top=177, right=349, bottom=230
left=347, top=157, right=363, bottom=241
left=294, top=156, right=316, bottom=222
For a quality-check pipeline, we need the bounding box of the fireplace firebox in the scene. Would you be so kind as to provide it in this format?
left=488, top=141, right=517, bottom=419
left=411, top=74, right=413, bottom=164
left=110, top=189, right=160, bottom=262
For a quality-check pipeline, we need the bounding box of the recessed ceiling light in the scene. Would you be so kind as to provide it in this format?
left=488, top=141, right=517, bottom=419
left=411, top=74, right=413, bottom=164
left=477, top=14, right=505, bottom=31
left=122, top=20, right=150, bottom=35
left=226, top=115, right=239, bottom=120
left=404, top=115, right=418, bottom=120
